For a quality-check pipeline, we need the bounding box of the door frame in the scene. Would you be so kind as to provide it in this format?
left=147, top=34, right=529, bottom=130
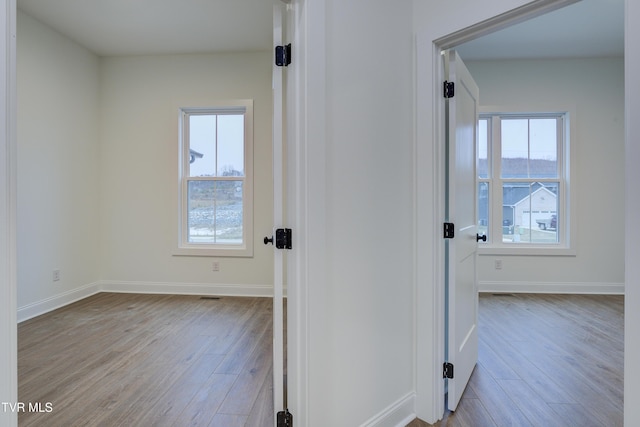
left=282, top=1, right=322, bottom=426
left=273, top=3, right=286, bottom=422
left=415, top=0, right=583, bottom=422
left=0, top=0, right=17, bottom=425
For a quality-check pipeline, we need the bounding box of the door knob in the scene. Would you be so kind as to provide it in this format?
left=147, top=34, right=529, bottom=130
left=264, top=236, right=274, bottom=245
left=476, top=234, right=487, bottom=242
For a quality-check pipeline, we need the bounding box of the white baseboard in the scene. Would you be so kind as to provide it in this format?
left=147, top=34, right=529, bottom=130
left=479, top=280, right=624, bottom=295
left=99, top=280, right=274, bottom=297
left=360, top=392, right=416, bottom=427
left=18, top=280, right=274, bottom=323
left=17, top=281, right=102, bottom=323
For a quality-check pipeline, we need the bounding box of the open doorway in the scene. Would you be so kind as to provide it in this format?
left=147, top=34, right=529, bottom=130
left=440, top=0, right=624, bottom=423
left=14, top=0, right=285, bottom=424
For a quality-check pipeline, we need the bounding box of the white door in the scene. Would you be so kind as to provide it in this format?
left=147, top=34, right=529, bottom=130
left=444, top=50, right=479, bottom=412
left=272, top=3, right=289, bottom=425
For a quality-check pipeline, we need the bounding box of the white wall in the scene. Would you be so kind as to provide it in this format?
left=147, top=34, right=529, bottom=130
left=98, top=52, right=273, bottom=292
left=0, top=0, right=17, bottom=424
left=304, top=0, right=416, bottom=425
left=16, top=13, right=274, bottom=316
left=625, top=1, right=640, bottom=425
left=467, top=57, right=624, bottom=293
left=17, top=11, right=101, bottom=310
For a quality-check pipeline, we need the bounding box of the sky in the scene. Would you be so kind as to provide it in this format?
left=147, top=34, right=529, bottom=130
left=501, top=118, right=557, bottom=161
left=478, top=117, right=558, bottom=174
left=188, top=114, right=244, bottom=177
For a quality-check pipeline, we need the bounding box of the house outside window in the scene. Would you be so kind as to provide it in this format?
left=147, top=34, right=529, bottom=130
left=478, top=111, right=574, bottom=255
left=177, top=101, right=254, bottom=257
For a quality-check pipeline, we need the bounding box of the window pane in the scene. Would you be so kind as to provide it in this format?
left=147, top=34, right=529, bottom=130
left=188, top=115, right=216, bottom=177
left=502, top=182, right=558, bottom=244
left=529, top=118, right=558, bottom=178
left=214, top=180, right=243, bottom=243
left=501, top=119, right=529, bottom=178
left=188, top=180, right=215, bottom=242
left=187, top=180, right=243, bottom=244
left=531, top=182, right=558, bottom=243
left=478, top=182, right=489, bottom=242
left=501, top=182, right=524, bottom=242
left=217, top=114, right=245, bottom=176
left=478, top=119, right=489, bottom=179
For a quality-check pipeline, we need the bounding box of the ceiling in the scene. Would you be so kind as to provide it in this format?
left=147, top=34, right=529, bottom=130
left=17, top=0, right=281, bottom=56
left=17, top=0, right=624, bottom=59
left=456, top=0, right=624, bottom=60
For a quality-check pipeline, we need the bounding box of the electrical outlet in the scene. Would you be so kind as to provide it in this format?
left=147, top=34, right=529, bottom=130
left=53, top=269, right=61, bottom=281
left=494, top=260, right=503, bottom=270
left=212, top=261, right=220, bottom=272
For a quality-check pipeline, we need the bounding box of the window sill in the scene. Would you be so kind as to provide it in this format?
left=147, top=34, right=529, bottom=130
left=478, top=246, right=576, bottom=257
left=173, top=245, right=253, bottom=258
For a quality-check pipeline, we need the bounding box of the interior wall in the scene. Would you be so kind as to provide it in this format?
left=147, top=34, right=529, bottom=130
left=467, top=57, right=624, bottom=292
left=17, top=11, right=274, bottom=315
left=625, top=1, right=640, bottom=424
left=306, top=0, right=416, bottom=424
left=17, top=11, right=101, bottom=309
left=0, top=0, right=17, bottom=421
left=98, top=51, right=273, bottom=291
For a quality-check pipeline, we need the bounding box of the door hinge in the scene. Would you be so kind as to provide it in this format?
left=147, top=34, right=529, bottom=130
left=275, top=228, right=292, bottom=250
left=444, top=222, right=455, bottom=239
left=277, top=409, right=293, bottom=427
left=275, top=43, right=292, bottom=67
left=443, top=80, right=455, bottom=98
left=443, top=362, right=454, bottom=379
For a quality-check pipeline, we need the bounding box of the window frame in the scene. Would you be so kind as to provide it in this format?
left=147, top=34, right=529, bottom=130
left=175, top=100, right=254, bottom=257
left=478, top=107, right=576, bottom=256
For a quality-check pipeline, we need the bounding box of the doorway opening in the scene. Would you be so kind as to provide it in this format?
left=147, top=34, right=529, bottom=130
left=438, top=0, right=624, bottom=423
left=14, top=0, right=286, bottom=424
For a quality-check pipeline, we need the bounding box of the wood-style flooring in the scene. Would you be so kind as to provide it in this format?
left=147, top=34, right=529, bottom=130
left=19, top=292, right=624, bottom=426
left=18, top=293, right=274, bottom=427
left=410, top=293, right=624, bottom=427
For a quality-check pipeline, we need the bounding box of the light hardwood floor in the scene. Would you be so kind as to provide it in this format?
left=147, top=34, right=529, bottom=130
left=18, top=293, right=274, bottom=427
left=20, top=292, right=624, bottom=426
left=409, top=293, right=624, bottom=427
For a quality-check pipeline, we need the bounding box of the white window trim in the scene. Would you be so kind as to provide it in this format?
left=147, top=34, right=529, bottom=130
left=175, top=100, right=254, bottom=257
left=478, top=105, right=577, bottom=257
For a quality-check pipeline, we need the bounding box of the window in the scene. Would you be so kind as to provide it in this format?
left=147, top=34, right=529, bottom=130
left=177, top=101, right=253, bottom=257
left=478, top=111, right=573, bottom=255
